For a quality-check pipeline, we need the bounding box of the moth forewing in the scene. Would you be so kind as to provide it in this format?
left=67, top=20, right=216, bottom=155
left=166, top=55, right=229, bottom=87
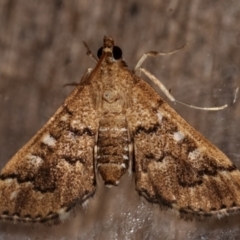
left=130, top=73, right=240, bottom=219
left=0, top=78, right=97, bottom=223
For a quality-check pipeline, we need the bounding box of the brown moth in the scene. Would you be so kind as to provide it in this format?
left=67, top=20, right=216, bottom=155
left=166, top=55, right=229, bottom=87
left=0, top=36, right=240, bottom=224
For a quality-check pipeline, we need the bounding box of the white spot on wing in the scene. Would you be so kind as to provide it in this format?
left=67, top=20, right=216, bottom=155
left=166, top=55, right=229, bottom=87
left=118, top=128, right=127, bottom=132
left=42, top=133, right=56, bottom=147
left=157, top=111, right=164, bottom=122
left=99, top=127, right=108, bottom=132
left=123, top=155, right=129, bottom=160
left=72, top=120, right=80, bottom=125
left=27, top=154, right=43, bottom=166
left=60, top=114, right=69, bottom=122
left=121, top=163, right=126, bottom=168
left=10, top=190, right=19, bottom=200
left=71, top=120, right=82, bottom=129
left=5, top=179, right=13, bottom=184
left=173, top=131, right=185, bottom=142
left=188, top=149, right=201, bottom=161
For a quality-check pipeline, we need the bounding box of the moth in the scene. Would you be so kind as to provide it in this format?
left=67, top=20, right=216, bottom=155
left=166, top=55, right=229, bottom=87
left=0, top=36, right=240, bottom=224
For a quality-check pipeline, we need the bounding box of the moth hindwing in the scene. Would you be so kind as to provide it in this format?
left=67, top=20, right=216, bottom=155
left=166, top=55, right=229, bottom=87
left=0, top=36, right=240, bottom=224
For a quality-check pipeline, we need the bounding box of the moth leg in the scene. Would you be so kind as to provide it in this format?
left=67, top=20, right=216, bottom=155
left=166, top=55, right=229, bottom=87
left=133, top=44, right=186, bottom=73
left=138, top=67, right=227, bottom=111
left=80, top=68, right=93, bottom=83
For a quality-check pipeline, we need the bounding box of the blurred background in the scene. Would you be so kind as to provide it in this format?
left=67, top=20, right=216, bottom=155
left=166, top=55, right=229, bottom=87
left=0, top=0, right=239, bottom=239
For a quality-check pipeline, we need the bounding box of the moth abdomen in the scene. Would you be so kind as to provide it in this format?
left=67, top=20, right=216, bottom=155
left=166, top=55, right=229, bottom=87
left=96, top=116, right=129, bottom=186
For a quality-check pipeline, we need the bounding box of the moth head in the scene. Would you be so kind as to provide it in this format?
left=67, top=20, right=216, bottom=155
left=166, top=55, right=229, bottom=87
left=97, top=36, right=122, bottom=61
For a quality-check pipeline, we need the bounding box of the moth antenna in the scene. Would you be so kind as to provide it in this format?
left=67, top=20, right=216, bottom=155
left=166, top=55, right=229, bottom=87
left=134, top=43, right=187, bottom=72
left=83, top=41, right=98, bottom=63
left=139, top=67, right=228, bottom=111
left=174, top=100, right=227, bottom=110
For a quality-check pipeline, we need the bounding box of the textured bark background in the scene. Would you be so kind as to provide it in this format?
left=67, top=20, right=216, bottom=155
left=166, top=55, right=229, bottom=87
left=0, top=0, right=240, bottom=239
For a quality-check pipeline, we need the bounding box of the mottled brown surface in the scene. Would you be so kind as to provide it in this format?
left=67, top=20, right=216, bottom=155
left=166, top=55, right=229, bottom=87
left=0, top=1, right=240, bottom=240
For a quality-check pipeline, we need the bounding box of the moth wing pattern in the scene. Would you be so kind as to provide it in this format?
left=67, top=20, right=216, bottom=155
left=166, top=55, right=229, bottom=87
left=0, top=79, right=98, bottom=223
left=129, top=74, right=240, bottom=219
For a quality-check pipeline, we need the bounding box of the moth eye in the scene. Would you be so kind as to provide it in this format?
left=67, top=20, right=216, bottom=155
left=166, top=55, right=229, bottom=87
left=113, top=46, right=122, bottom=60
left=97, top=47, right=103, bottom=59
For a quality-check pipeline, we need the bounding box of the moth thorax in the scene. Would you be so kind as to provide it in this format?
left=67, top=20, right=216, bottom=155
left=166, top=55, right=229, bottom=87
left=97, top=116, right=129, bottom=186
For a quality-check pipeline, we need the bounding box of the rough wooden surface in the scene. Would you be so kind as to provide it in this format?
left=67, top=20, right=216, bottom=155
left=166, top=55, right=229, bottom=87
left=0, top=0, right=239, bottom=239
